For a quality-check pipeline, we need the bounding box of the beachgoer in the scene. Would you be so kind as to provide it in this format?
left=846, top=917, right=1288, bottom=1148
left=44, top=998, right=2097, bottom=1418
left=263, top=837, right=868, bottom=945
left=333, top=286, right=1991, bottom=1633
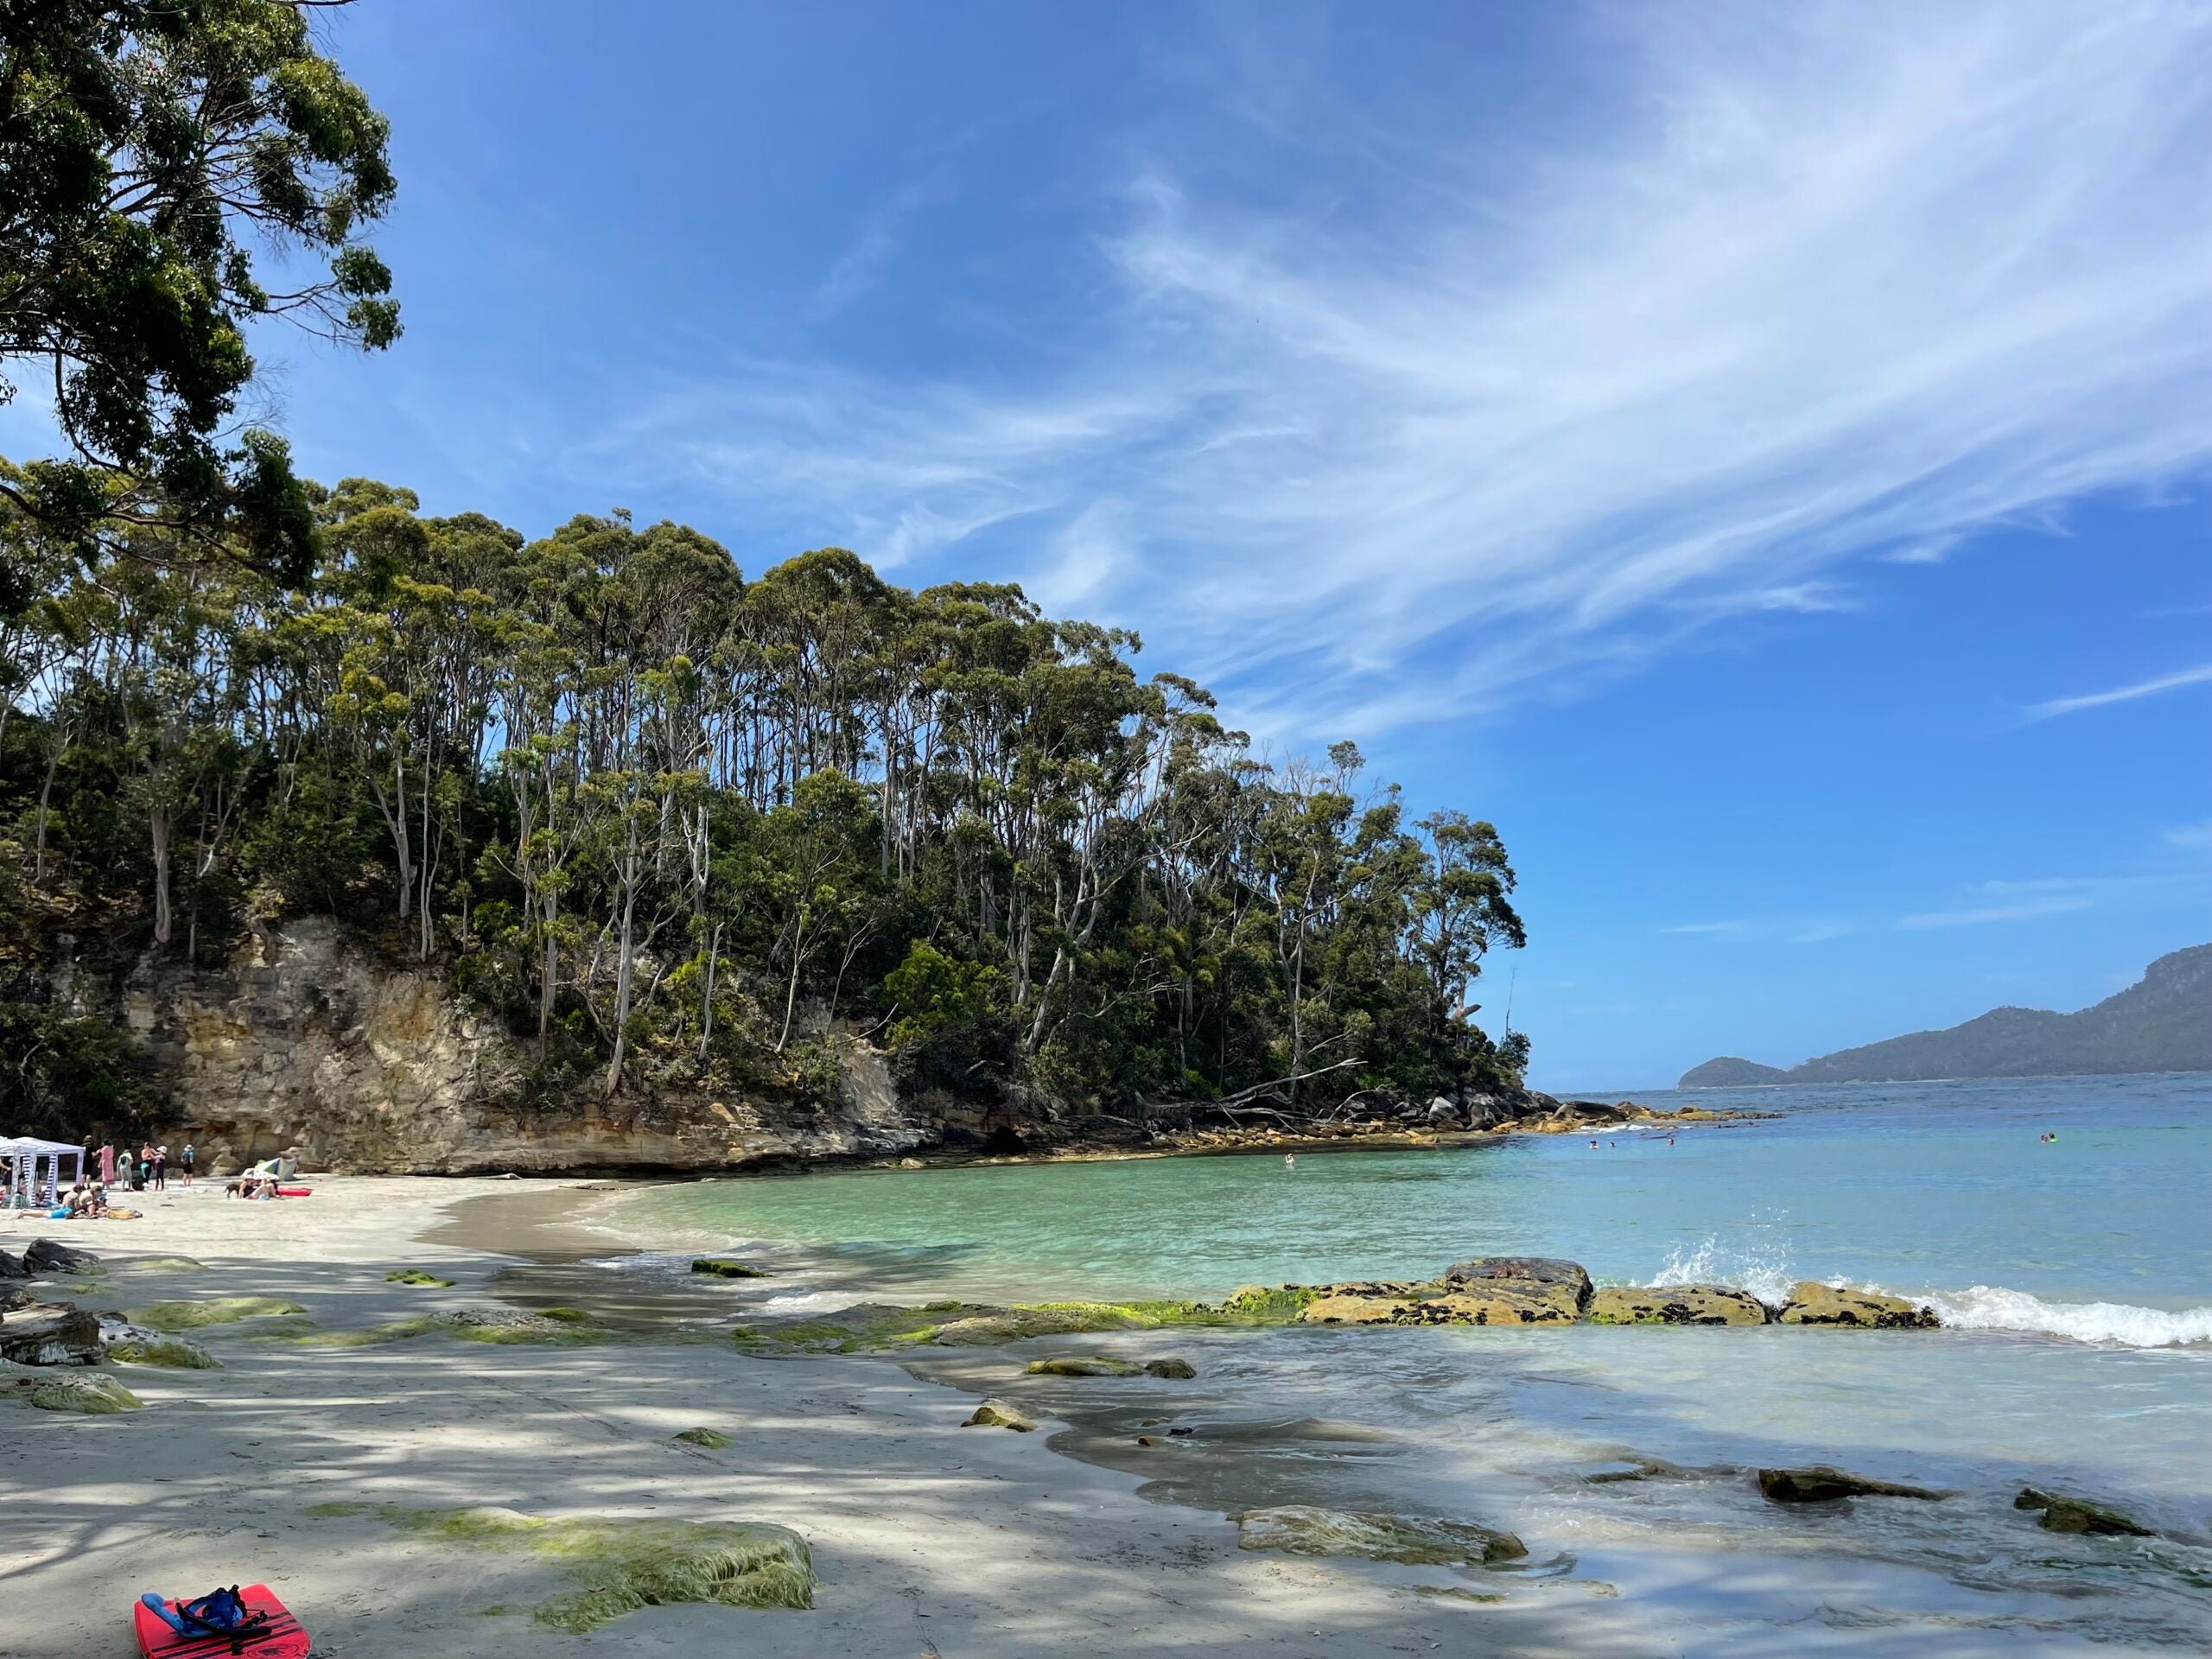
left=180, top=1143, right=194, bottom=1187
left=1589, top=1139, right=1598, bottom=1150
left=1284, top=1153, right=1296, bottom=1170
left=153, top=1147, right=167, bottom=1191
left=1668, top=1135, right=1675, bottom=1146
left=99, top=1142, right=115, bottom=1187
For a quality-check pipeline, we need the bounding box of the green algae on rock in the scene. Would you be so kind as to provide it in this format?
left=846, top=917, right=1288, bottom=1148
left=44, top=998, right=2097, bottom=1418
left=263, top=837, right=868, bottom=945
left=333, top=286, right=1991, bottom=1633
left=691, top=1258, right=771, bottom=1278
left=115, top=1256, right=207, bottom=1274
left=1231, top=1504, right=1526, bottom=1567
left=1025, top=1355, right=1142, bottom=1377
left=675, top=1426, right=734, bottom=1448
left=1587, top=1285, right=1770, bottom=1326
left=281, top=1307, right=609, bottom=1348
left=1143, top=1357, right=1198, bottom=1378
left=5, top=1368, right=143, bottom=1414
left=125, top=1297, right=306, bottom=1332
left=385, top=1269, right=456, bottom=1287
left=106, top=1335, right=221, bottom=1370
left=962, top=1397, right=1039, bottom=1431
left=373, top=1505, right=813, bottom=1631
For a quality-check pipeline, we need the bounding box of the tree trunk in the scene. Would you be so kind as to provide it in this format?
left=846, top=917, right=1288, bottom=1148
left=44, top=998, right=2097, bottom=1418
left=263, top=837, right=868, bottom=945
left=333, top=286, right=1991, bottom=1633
left=149, top=805, right=173, bottom=947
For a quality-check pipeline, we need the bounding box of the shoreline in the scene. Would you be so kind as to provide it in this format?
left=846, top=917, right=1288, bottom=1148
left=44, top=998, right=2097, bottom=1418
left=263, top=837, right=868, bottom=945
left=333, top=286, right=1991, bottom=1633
left=0, top=1175, right=1644, bottom=1659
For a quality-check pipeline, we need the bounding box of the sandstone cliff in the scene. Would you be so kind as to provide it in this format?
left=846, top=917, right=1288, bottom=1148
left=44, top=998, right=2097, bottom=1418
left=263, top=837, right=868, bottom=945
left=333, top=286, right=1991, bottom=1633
left=98, top=918, right=944, bottom=1175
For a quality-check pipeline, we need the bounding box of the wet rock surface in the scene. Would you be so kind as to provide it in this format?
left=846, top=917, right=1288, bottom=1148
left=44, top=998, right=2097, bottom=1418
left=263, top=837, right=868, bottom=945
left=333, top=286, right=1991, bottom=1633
left=1776, top=1281, right=1939, bottom=1329
left=1758, top=1465, right=1950, bottom=1503
left=1230, top=1504, right=1526, bottom=1567
left=2015, top=1485, right=2154, bottom=1536
left=1587, top=1285, right=1770, bottom=1325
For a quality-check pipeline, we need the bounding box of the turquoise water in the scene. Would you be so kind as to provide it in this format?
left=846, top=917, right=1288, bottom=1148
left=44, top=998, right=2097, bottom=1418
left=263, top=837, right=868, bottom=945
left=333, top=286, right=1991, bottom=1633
left=623, top=1072, right=2212, bottom=1331
left=602, top=1074, right=2212, bottom=1652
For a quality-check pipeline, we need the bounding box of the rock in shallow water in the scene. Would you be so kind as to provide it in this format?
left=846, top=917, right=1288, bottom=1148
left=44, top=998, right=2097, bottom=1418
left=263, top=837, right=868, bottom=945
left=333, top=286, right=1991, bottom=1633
left=1587, top=1285, right=1770, bottom=1326
left=1776, top=1281, right=1938, bottom=1329
left=1231, top=1504, right=1526, bottom=1567
left=1026, top=1355, right=1141, bottom=1377
left=1440, top=1257, right=1592, bottom=1322
left=1143, top=1357, right=1197, bottom=1378
left=2015, top=1485, right=2153, bottom=1536
left=1758, top=1465, right=1949, bottom=1503
left=962, top=1398, right=1038, bottom=1431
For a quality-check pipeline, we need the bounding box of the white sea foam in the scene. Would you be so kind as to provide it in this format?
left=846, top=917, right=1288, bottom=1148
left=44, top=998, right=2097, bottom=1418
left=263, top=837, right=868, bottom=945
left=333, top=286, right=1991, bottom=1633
left=1649, top=1232, right=1796, bottom=1306
left=755, top=1290, right=867, bottom=1314
left=1916, top=1285, right=2212, bottom=1349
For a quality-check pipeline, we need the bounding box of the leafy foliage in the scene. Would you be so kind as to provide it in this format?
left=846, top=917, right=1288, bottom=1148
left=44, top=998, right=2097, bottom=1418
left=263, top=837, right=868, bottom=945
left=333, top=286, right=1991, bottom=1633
left=0, top=482, right=1529, bottom=1133
left=0, top=1, right=397, bottom=581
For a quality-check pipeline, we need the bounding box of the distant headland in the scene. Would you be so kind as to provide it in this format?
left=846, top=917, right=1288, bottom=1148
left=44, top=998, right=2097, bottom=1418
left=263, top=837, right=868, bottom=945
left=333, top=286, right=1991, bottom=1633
left=1680, top=944, right=2212, bottom=1088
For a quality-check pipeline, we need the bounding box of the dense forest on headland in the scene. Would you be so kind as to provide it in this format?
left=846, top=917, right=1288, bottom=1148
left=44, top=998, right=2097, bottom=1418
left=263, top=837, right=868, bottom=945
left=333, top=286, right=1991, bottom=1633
left=0, top=482, right=1531, bottom=1134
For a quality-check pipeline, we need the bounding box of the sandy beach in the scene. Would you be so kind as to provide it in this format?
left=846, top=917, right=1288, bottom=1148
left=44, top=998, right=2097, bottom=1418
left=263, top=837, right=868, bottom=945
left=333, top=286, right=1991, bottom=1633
left=0, top=1178, right=1640, bottom=1659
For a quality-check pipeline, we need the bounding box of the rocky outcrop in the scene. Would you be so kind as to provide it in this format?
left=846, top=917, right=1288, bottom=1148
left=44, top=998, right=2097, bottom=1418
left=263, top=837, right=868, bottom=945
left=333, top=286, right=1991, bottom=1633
left=102, top=918, right=944, bottom=1174
left=1441, top=1257, right=1592, bottom=1321
left=1025, top=1355, right=1141, bottom=1377
left=1588, top=1285, right=1768, bottom=1325
left=23, top=1238, right=99, bottom=1274
left=1758, top=1465, right=1948, bottom=1503
left=1777, top=1281, right=1938, bottom=1329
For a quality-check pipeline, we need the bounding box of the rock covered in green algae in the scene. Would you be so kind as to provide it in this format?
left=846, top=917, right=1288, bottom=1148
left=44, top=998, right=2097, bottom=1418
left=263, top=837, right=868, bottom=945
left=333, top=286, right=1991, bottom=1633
left=1587, top=1285, right=1770, bottom=1325
left=962, top=1397, right=1039, bottom=1431
left=3, top=1364, right=142, bottom=1413
left=385, top=1268, right=455, bottom=1287
left=1758, top=1465, right=1949, bottom=1503
left=1776, top=1281, right=1939, bottom=1329
left=2016, top=1486, right=2154, bottom=1536
left=283, top=1306, right=607, bottom=1349
left=1026, top=1355, right=1142, bottom=1376
left=1143, top=1357, right=1198, bottom=1378
left=1231, top=1504, right=1526, bottom=1567
left=124, top=1296, right=305, bottom=1332
left=734, top=1298, right=1176, bottom=1354
left=372, top=1506, right=812, bottom=1631
left=690, top=1258, right=771, bottom=1279
left=675, top=1426, right=734, bottom=1448
left=105, top=1334, right=221, bottom=1370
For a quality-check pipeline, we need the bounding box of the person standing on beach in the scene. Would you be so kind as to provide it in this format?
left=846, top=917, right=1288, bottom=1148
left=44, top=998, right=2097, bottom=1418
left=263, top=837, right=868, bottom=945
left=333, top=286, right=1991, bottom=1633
left=99, top=1141, right=115, bottom=1187
left=152, top=1147, right=167, bottom=1191
left=181, top=1143, right=194, bottom=1187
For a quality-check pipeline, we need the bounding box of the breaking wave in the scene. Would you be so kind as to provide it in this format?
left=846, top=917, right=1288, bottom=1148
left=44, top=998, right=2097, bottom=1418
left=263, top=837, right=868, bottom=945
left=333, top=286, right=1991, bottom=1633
left=1916, top=1285, right=2212, bottom=1349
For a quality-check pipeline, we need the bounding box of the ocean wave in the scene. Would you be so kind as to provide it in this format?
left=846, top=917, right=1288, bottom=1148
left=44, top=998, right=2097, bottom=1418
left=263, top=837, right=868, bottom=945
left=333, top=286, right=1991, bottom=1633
left=1916, top=1285, right=2212, bottom=1349
left=1650, top=1233, right=1796, bottom=1306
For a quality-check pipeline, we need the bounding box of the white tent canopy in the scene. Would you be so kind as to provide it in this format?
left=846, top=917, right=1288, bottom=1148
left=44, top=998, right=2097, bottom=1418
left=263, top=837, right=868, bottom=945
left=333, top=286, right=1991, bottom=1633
left=2, top=1135, right=86, bottom=1209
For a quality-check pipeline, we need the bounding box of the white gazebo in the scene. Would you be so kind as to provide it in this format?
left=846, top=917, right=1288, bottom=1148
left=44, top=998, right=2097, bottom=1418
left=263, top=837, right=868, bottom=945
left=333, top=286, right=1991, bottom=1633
left=3, top=1136, right=86, bottom=1210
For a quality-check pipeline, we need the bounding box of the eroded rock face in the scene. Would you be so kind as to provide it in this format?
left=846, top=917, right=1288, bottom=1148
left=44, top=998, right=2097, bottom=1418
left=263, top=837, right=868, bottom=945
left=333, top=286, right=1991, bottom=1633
left=1777, top=1281, right=1938, bottom=1329
left=1587, top=1286, right=1770, bottom=1326
left=113, top=918, right=940, bottom=1174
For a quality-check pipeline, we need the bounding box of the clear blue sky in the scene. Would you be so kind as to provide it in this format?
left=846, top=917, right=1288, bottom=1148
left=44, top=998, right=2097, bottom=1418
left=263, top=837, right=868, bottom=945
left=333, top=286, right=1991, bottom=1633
left=23, top=3, right=2212, bottom=1089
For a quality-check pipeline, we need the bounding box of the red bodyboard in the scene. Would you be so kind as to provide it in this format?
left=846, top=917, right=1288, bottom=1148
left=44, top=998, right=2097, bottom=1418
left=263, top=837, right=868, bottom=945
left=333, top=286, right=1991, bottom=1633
left=134, top=1586, right=309, bottom=1659
left=273, top=1185, right=312, bottom=1198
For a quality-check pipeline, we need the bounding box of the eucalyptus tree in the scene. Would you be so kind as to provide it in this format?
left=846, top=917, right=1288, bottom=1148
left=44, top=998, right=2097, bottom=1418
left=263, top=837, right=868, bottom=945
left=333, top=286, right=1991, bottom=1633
left=0, top=1, right=398, bottom=579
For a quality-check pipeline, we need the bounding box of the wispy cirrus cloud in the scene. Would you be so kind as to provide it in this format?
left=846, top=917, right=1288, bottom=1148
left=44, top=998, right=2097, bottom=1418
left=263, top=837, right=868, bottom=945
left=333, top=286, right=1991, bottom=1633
left=2019, top=662, right=2212, bottom=722
left=1896, top=894, right=2094, bottom=931
left=582, top=3, right=2212, bottom=739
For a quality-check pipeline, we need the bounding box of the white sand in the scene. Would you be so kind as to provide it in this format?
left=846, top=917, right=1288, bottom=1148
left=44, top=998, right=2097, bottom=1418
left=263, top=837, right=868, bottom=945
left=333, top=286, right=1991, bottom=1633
left=0, top=1179, right=1643, bottom=1657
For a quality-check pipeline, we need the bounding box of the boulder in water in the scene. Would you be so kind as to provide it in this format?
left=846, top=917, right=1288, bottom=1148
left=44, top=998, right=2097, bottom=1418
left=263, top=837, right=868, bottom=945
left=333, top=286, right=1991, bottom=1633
left=1758, top=1465, right=1949, bottom=1503
left=690, top=1258, right=770, bottom=1279
left=1143, top=1357, right=1197, bottom=1379
left=962, top=1397, right=1038, bottom=1431
left=1230, top=1504, right=1526, bottom=1567
left=2015, top=1486, right=2153, bottom=1536
left=1776, top=1281, right=1938, bottom=1329
left=1587, top=1285, right=1770, bottom=1326
left=1441, top=1257, right=1592, bottom=1320
left=1025, top=1355, right=1141, bottom=1377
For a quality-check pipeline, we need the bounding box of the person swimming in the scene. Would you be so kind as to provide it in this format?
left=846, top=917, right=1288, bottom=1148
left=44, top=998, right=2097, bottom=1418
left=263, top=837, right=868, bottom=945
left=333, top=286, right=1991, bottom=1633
left=1284, top=1153, right=1296, bottom=1170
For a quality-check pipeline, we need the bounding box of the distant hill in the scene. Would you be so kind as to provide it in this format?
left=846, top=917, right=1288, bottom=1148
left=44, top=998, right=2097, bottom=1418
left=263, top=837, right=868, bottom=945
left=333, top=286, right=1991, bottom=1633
left=1678, top=944, right=2212, bottom=1088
